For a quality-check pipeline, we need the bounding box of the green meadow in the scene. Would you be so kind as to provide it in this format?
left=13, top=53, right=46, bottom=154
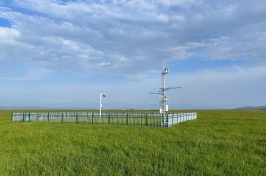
left=0, top=110, right=265, bottom=175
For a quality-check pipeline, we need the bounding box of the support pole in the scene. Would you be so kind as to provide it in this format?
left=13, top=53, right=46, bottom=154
left=99, top=93, right=106, bottom=118
left=99, top=93, right=102, bottom=118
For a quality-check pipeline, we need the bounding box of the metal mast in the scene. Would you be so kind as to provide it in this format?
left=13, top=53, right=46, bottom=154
left=151, top=60, right=181, bottom=125
left=99, top=93, right=106, bottom=118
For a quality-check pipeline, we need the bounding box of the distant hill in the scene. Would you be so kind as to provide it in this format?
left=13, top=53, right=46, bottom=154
left=0, top=106, right=50, bottom=110
left=236, top=106, right=266, bottom=110
left=0, top=106, right=96, bottom=110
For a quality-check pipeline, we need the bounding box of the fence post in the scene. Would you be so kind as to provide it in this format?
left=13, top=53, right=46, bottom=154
left=48, top=112, right=50, bottom=122
left=145, top=113, right=148, bottom=126
left=28, top=113, right=31, bottom=122
left=172, top=113, right=174, bottom=126
left=92, top=112, right=94, bottom=124
left=76, top=113, right=78, bottom=124
left=165, top=114, right=168, bottom=127
left=108, top=113, right=110, bottom=124
left=140, top=113, right=142, bottom=126
left=61, top=113, right=64, bottom=123
left=11, top=113, right=14, bottom=121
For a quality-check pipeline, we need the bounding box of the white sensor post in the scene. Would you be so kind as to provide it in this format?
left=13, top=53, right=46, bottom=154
left=99, top=93, right=106, bottom=118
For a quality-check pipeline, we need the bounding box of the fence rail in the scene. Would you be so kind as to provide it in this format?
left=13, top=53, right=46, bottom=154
left=12, top=112, right=197, bottom=127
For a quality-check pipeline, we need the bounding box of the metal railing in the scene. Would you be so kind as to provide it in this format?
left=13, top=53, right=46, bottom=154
left=12, top=112, right=197, bottom=127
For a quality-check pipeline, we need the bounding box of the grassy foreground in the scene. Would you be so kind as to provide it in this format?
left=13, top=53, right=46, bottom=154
left=0, top=110, right=265, bottom=175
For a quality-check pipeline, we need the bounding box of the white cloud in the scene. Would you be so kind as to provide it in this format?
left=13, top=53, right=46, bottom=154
left=0, top=27, right=19, bottom=38
left=159, top=0, right=199, bottom=7
left=1, top=0, right=265, bottom=71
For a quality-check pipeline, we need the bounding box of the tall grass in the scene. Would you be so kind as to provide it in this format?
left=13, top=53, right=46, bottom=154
left=0, top=110, right=265, bottom=175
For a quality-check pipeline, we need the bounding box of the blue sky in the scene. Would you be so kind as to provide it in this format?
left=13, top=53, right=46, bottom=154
left=0, top=0, right=266, bottom=109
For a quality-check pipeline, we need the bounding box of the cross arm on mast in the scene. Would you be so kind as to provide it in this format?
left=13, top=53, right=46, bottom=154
left=165, top=86, right=182, bottom=90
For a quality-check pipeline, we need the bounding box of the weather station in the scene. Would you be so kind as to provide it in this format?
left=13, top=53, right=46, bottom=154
left=151, top=61, right=182, bottom=126
left=12, top=61, right=197, bottom=127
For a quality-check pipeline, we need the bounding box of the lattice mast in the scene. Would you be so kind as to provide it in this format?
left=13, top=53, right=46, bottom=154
left=151, top=60, right=181, bottom=119
left=160, top=61, right=168, bottom=118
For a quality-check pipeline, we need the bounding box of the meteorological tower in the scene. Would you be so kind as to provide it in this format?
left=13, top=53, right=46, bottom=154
left=151, top=61, right=181, bottom=119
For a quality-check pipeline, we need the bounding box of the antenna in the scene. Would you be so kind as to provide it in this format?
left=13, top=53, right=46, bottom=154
left=150, top=60, right=181, bottom=126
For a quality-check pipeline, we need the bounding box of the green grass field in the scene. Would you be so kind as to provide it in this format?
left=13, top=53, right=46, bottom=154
left=0, top=110, right=265, bottom=175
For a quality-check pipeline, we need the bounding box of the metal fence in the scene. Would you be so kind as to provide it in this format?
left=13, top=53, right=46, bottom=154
left=12, top=112, right=197, bottom=127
